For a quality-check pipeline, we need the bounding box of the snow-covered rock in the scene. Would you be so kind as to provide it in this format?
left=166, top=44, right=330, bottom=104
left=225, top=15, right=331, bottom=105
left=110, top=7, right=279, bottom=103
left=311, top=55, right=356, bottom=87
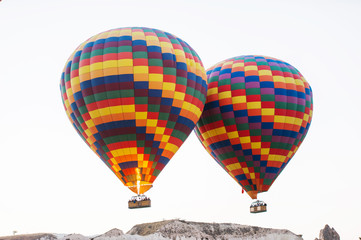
left=92, top=229, right=124, bottom=240
left=58, top=234, right=89, bottom=240
left=127, top=219, right=303, bottom=240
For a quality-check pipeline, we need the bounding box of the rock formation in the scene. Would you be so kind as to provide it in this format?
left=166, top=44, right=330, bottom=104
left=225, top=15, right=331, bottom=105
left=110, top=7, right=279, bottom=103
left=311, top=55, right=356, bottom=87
left=0, top=220, right=341, bottom=240
left=315, top=225, right=340, bottom=240
left=92, top=228, right=124, bottom=240
left=127, top=219, right=303, bottom=240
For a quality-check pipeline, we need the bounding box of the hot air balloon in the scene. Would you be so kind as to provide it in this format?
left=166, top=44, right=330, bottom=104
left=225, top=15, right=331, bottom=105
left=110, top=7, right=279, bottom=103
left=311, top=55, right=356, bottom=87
left=60, top=27, right=207, bottom=208
left=195, top=55, right=313, bottom=213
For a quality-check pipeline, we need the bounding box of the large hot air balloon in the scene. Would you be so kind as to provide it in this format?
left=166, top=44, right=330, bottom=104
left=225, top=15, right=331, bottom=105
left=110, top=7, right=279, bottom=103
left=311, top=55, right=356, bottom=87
left=60, top=27, right=207, bottom=207
left=195, top=55, right=313, bottom=212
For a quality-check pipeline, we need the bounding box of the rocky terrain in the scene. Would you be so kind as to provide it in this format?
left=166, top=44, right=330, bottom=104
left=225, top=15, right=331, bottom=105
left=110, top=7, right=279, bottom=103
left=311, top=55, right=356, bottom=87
left=0, top=220, right=340, bottom=240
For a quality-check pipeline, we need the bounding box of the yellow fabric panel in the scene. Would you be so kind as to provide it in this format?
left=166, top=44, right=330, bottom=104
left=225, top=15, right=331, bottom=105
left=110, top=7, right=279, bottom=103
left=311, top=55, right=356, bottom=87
left=163, top=82, right=176, bottom=91
left=70, top=76, right=81, bottom=92
left=215, top=126, right=227, bottom=136
left=261, top=108, right=275, bottom=115
left=195, top=62, right=204, bottom=72
left=261, top=148, right=270, bottom=155
left=174, top=91, right=185, bottom=100
left=121, top=105, right=135, bottom=113
left=146, top=119, right=158, bottom=127
left=129, top=147, right=137, bottom=155
left=85, top=119, right=95, bottom=128
left=155, top=127, right=165, bottom=134
left=223, top=61, right=233, bottom=67
left=232, top=62, right=244, bottom=67
left=134, top=66, right=148, bottom=74
left=119, top=28, right=132, bottom=36
left=247, top=102, right=261, bottom=109
left=303, top=114, right=310, bottom=122
left=251, top=142, right=261, bottom=149
left=160, top=41, right=172, bottom=49
left=145, top=35, right=160, bottom=46
left=226, top=163, right=241, bottom=171
left=83, top=128, right=92, bottom=138
left=161, top=135, right=170, bottom=142
left=204, top=126, right=226, bottom=138
left=274, top=115, right=285, bottom=123
left=98, top=107, right=111, bottom=116
left=240, top=136, right=251, bottom=144
left=65, top=87, right=74, bottom=99
left=136, top=112, right=147, bottom=119
left=273, top=75, right=285, bottom=83
left=149, top=73, right=163, bottom=82
left=275, top=116, right=302, bottom=126
left=103, top=60, right=117, bottom=69
left=89, top=109, right=101, bottom=119
left=164, top=142, right=179, bottom=153
left=207, top=87, right=218, bottom=96
left=232, top=96, right=246, bottom=104
left=107, top=29, right=121, bottom=37
left=174, top=49, right=185, bottom=58
left=293, top=118, right=303, bottom=126
left=79, top=65, right=90, bottom=75
left=219, top=91, right=232, bottom=100
left=191, top=105, right=204, bottom=119
left=242, top=168, right=249, bottom=174
left=295, top=78, right=305, bottom=86
left=111, top=150, right=120, bottom=157
left=227, top=131, right=239, bottom=139
left=160, top=45, right=173, bottom=54
left=109, top=106, right=123, bottom=114
left=89, top=62, right=103, bottom=71
left=269, top=154, right=287, bottom=162
left=285, top=77, right=296, bottom=84
left=132, top=30, right=146, bottom=40
left=118, top=59, right=133, bottom=67
left=250, top=172, right=255, bottom=179
left=245, top=65, right=258, bottom=71
left=259, top=70, right=272, bottom=76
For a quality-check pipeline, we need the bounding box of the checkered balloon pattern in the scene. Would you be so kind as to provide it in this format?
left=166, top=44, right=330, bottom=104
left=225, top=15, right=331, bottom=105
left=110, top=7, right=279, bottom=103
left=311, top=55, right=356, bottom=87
left=195, top=55, right=313, bottom=199
left=60, top=27, right=207, bottom=194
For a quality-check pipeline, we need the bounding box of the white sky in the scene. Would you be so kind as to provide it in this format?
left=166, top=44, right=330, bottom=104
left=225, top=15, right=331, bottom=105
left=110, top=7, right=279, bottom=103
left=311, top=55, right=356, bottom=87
left=0, top=0, right=360, bottom=239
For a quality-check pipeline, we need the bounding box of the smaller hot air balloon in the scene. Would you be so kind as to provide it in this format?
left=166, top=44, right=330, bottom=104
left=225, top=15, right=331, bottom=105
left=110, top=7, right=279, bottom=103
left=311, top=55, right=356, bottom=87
left=60, top=27, right=207, bottom=208
left=195, top=55, right=313, bottom=213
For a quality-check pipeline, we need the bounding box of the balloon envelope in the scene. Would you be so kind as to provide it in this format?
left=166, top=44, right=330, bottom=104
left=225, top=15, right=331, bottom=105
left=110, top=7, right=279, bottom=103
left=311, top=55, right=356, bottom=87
left=195, top=55, right=313, bottom=199
left=60, top=27, right=207, bottom=194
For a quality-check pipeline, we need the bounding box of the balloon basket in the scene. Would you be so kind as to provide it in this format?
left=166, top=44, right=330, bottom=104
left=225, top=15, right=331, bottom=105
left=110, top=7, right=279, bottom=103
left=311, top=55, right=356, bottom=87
left=128, top=194, right=151, bottom=209
left=250, top=200, right=267, bottom=213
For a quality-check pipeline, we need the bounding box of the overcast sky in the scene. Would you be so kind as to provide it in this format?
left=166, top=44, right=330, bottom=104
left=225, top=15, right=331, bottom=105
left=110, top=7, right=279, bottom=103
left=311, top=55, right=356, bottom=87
left=0, top=0, right=360, bottom=239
